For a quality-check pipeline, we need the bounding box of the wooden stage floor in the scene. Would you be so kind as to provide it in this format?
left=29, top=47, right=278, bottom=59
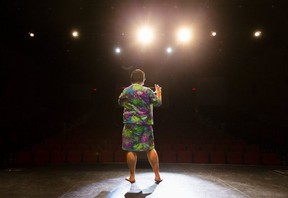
left=0, top=163, right=287, bottom=198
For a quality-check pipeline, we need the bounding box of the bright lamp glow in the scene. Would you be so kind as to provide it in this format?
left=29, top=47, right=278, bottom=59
left=137, top=26, right=154, bottom=44
left=72, top=31, right=79, bottom=38
left=166, top=47, right=173, bottom=54
left=177, top=27, right=192, bottom=43
left=211, top=31, right=217, bottom=37
left=115, top=47, right=121, bottom=54
left=254, top=31, right=262, bottom=37
left=28, top=32, right=35, bottom=37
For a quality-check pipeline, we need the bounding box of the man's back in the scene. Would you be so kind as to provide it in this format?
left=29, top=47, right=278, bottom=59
left=118, top=84, right=161, bottom=125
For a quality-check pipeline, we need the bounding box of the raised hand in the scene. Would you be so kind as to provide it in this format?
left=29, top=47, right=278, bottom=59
left=154, top=84, right=162, bottom=92
left=154, top=84, right=162, bottom=101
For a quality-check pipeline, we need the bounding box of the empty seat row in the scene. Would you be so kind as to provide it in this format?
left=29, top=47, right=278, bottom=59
left=15, top=150, right=282, bottom=166
left=15, top=150, right=126, bottom=165
left=159, top=150, right=282, bottom=166
left=45, top=136, right=121, bottom=145
left=157, top=143, right=261, bottom=152
left=30, top=142, right=266, bottom=157
left=32, top=143, right=122, bottom=152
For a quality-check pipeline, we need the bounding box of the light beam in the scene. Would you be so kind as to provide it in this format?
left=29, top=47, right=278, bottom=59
left=137, top=26, right=154, bottom=45
left=177, top=27, right=192, bottom=43
left=72, top=31, right=79, bottom=38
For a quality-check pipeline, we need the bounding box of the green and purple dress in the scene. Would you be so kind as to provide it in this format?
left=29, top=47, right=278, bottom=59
left=118, top=84, right=161, bottom=152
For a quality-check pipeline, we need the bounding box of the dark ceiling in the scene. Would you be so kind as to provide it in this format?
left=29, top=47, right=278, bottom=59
left=1, top=0, right=288, bottom=90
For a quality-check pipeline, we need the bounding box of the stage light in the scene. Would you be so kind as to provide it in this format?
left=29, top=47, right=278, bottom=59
left=28, top=32, right=35, bottom=37
left=166, top=47, right=173, bottom=54
left=177, top=27, right=192, bottom=43
left=137, top=26, right=154, bottom=44
left=72, top=31, right=79, bottom=38
left=115, top=47, right=121, bottom=54
left=254, top=31, right=262, bottom=37
left=211, top=31, right=217, bottom=37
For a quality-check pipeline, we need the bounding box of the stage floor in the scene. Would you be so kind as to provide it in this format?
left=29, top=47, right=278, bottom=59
left=0, top=163, right=287, bottom=198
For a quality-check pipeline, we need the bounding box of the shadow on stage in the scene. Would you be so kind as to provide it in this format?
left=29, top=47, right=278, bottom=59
left=124, top=183, right=158, bottom=198
left=124, top=192, right=150, bottom=198
left=107, top=182, right=158, bottom=198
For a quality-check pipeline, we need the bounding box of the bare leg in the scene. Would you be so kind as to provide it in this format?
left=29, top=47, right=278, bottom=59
left=147, top=149, right=161, bottom=181
left=126, top=152, right=137, bottom=182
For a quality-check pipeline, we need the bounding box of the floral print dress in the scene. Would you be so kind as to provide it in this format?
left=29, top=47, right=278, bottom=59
left=118, top=84, right=161, bottom=151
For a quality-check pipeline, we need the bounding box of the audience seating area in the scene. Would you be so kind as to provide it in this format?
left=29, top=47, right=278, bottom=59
left=12, top=123, right=284, bottom=166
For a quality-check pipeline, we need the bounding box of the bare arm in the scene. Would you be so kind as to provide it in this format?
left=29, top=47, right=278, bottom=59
left=154, top=84, right=162, bottom=103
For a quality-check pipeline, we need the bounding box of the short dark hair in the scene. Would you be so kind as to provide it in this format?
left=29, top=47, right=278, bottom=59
left=130, top=69, right=145, bottom=83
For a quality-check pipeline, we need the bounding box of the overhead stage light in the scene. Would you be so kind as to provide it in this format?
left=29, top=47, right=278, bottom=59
left=115, top=47, right=121, bottom=54
left=28, top=32, right=35, bottom=37
left=254, top=31, right=262, bottom=37
left=72, top=31, right=79, bottom=38
left=137, top=26, right=154, bottom=45
left=177, top=27, right=192, bottom=43
left=211, top=31, right=217, bottom=37
left=166, top=47, right=173, bottom=54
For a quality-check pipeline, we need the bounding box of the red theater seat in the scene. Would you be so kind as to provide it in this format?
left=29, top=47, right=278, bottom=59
left=158, top=143, right=172, bottom=151
left=114, top=150, right=126, bottom=163
left=33, top=150, right=50, bottom=165
left=47, top=142, right=62, bottom=151
left=215, top=144, right=229, bottom=152
left=161, top=150, right=177, bottom=163
left=193, top=151, right=209, bottom=163
left=173, top=144, right=186, bottom=151
left=82, top=150, right=99, bottom=164
left=261, top=153, right=282, bottom=166
left=77, top=144, right=90, bottom=151
left=177, top=151, right=193, bottom=163
left=201, top=144, right=215, bottom=152
left=90, top=144, right=104, bottom=151
left=98, top=150, right=114, bottom=163
left=62, top=143, right=76, bottom=151
left=210, top=151, right=226, bottom=164
left=104, top=144, right=119, bottom=151
left=33, top=144, right=48, bottom=153
left=244, top=151, right=261, bottom=165
left=230, top=144, right=245, bottom=152
left=245, top=144, right=260, bottom=152
left=15, top=151, right=33, bottom=165
left=187, top=144, right=200, bottom=152
left=67, top=150, right=82, bottom=163
left=226, top=152, right=243, bottom=164
left=50, top=150, right=66, bottom=164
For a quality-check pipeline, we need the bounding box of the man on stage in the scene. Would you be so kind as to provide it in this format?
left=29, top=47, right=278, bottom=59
left=118, top=69, right=163, bottom=184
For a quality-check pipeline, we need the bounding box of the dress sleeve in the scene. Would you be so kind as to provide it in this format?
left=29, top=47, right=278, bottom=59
left=148, top=89, right=162, bottom=107
left=118, top=89, right=128, bottom=106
